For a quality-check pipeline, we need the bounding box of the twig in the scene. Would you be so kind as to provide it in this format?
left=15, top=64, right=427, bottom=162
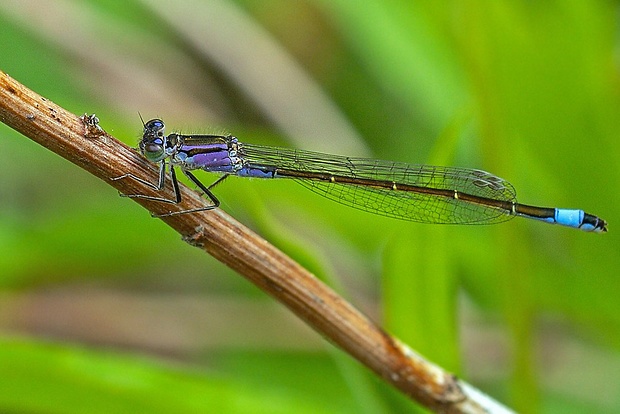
left=0, top=70, right=513, bottom=414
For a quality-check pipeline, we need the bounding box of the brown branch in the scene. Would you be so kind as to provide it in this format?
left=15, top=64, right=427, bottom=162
left=0, top=70, right=513, bottom=414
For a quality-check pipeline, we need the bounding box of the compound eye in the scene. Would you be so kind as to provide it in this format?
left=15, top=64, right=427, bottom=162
left=140, top=139, right=166, bottom=162
left=144, top=119, right=165, bottom=135
left=145, top=142, right=162, bottom=154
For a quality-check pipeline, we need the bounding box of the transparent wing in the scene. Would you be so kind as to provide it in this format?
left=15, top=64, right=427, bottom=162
left=239, top=143, right=517, bottom=224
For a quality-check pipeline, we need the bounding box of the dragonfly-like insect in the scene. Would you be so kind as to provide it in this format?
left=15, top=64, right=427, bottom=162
left=113, top=118, right=607, bottom=233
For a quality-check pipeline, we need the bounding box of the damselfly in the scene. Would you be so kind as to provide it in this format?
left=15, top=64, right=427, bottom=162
left=113, top=119, right=607, bottom=232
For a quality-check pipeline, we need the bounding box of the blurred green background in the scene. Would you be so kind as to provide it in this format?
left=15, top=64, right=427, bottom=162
left=1, top=1, right=619, bottom=413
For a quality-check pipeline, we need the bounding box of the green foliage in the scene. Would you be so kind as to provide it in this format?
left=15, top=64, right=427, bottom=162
left=0, top=0, right=618, bottom=412
left=0, top=337, right=345, bottom=414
